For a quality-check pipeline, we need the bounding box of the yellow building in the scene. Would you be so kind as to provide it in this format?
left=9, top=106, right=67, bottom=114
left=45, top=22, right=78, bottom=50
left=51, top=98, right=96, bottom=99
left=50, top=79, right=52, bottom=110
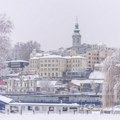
left=85, top=50, right=99, bottom=69
left=29, top=53, right=87, bottom=78
left=84, top=49, right=113, bottom=69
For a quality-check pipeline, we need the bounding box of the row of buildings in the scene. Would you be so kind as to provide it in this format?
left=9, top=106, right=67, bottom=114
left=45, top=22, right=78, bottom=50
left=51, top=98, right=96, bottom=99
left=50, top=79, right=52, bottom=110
left=28, top=47, right=113, bottom=78
left=0, top=20, right=114, bottom=80
left=5, top=63, right=103, bottom=94
left=29, top=51, right=87, bottom=78
left=27, top=20, right=114, bottom=78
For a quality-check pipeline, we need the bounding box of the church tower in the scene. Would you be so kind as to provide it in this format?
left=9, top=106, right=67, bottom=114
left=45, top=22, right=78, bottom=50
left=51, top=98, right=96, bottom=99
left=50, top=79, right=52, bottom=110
left=72, top=18, right=81, bottom=50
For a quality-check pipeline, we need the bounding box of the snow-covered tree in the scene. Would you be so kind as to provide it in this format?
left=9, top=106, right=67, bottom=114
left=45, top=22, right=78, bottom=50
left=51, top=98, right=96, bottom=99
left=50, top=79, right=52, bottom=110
left=102, top=50, right=120, bottom=107
left=37, top=80, right=51, bottom=93
left=0, top=14, right=13, bottom=70
left=12, top=40, right=41, bottom=61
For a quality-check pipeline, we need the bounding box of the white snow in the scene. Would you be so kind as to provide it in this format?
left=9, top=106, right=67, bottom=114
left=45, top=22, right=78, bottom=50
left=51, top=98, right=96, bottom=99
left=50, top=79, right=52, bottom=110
left=102, top=51, right=120, bottom=107
left=0, top=114, right=120, bottom=120
left=116, top=64, right=120, bottom=67
left=31, top=55, right=86, bottom=60
left=7, top=60, right=28, bottom=63
left=89, top=71, right=104, bottom=80
left=30, top=57, right=39, bottom=60
left=71, top=79, right=103, bottom=86
left=9, top=102, right=79, bottom=106
left=97, top=41, right=106, bottom=46
left=0, top=95, right=13, bottom=104
left=64, top=56, right=86, bottom=59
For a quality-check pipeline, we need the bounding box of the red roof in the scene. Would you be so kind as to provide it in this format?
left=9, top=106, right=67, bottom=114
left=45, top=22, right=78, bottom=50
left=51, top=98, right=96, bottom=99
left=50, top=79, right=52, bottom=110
left=0, top=80, right=6, bottom=85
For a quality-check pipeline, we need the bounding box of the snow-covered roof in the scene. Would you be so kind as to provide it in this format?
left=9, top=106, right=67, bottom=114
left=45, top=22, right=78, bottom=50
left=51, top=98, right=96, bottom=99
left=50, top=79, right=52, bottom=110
left=7, top=73, right=19, bottom=77
left=97, top=41, right=106, bottom=46
left=63, top=56, right=86, bottom=59
left=30, top=57, right=39, bottom=60
left=71, top=79, right=103, bottom=86
left=116, top=64, right=120, bottom=67
left=0, top=95, right=13, bottom=104
left=7, top=60, right=28, bottom=63
left=41, top=55, right=63, bottom=59
left=8, top=75, right=39, bottom=81
left=49, top=81, right=57, bottom=86
left=31, top=55, right=86, bottom=60
left=9, top=102, right=79, bottom=107
left=53, top=84, right=65, bottom=88
left=37, top=80, right=57, bottom=87
left=94, top=63, right=103, bottom=68
left=89, top=71, right=104, bottom=80
left=22, top=75, right=39, bottom=80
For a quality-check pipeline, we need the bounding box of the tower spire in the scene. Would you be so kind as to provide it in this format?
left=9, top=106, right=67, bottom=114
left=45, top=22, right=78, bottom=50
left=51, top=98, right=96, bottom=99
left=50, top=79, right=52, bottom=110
left=76, top=16, right=78, bottom=23
left=72, top=17, right=81, bottom=49
left=74, top=16, right=80, bottom=33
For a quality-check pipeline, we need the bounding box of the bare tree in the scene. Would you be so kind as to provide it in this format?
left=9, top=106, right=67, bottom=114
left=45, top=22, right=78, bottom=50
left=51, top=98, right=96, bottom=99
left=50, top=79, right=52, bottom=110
left=0, top=14, right=13, bottom=70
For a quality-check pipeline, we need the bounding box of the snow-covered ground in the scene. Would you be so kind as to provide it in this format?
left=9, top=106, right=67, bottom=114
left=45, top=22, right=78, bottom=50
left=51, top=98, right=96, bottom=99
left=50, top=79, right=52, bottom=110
left=0, top=113, right=120, bottom=120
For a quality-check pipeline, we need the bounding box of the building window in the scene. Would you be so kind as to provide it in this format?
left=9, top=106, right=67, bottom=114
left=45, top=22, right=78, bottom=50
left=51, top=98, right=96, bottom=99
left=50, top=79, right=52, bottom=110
left=31, top=82, right=32, bottom=87
left=44, top=68, right=47, bottom=71
left=45, top=73, right=47, bottom=76
left=52, top=73, right=54, bottom=77
left=48, top=73, right=50, bottom=76
left=44, top=64, right=47, bottom=67
left=48, top=64, right=51, bottom=67
left=48, top=68, right=50, bottom=71
left=56, top=73, right=58, bottom=77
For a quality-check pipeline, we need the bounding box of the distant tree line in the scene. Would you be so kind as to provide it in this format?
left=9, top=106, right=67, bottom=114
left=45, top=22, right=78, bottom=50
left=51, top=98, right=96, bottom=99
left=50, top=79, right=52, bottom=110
left=11, top=40, right=41, bottom=61
left=0, top=13, right=41, bottom=71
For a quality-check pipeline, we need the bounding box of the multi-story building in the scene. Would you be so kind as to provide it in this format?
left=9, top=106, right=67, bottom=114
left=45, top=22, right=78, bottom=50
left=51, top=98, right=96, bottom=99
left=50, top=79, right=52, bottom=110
left=83, top=48, right=114, bottom=69
left=99, top=49, right=113, bottom=63
left=29, top=50, right=87, bottom=78
left=6, top=75, right=38, bottom=94
left=37, top=55, right=66, bottom=78
left=85, top=50, right=99, bottom=69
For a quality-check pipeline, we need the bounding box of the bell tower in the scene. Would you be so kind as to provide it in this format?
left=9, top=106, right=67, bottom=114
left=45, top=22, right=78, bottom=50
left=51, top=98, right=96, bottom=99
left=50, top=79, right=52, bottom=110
left=72, top=17, right=81, bottom=49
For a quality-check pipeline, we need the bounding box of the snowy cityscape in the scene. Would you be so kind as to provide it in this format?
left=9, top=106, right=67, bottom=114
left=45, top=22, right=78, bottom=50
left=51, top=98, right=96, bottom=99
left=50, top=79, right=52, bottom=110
left=1, top=0, right=120, bottom=120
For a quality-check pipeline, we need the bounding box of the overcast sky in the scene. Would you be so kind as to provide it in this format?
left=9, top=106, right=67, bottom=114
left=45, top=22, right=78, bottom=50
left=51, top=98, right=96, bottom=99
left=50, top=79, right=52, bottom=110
left=0, top=0, right=120, bottom=51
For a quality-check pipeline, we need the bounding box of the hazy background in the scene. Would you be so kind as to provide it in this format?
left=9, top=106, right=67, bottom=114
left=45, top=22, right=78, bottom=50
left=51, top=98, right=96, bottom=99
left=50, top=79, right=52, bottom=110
left=0, top=0, right=120, bottom=51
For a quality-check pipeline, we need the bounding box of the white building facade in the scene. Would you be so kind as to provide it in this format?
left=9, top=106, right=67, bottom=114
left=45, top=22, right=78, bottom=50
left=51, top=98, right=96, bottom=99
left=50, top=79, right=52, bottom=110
left=6, top=75, right=38, bottom=94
